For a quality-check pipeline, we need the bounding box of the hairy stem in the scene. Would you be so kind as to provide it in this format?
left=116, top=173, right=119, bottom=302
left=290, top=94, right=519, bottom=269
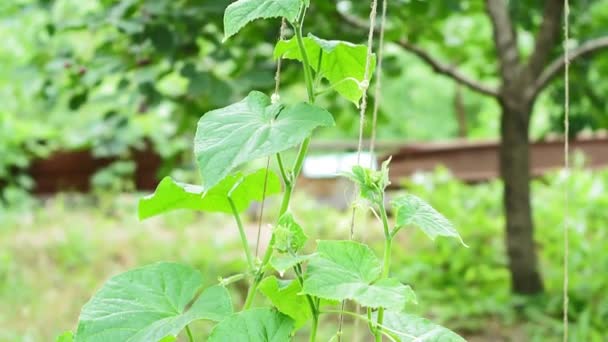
left=228, top=196, right=255, bottom=273
left=375, top=198, right=393, bottom=341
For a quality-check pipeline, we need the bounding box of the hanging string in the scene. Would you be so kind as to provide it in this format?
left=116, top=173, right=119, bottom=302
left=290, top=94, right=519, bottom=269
left=255, top=19, right=288, bottom=258
left=338, top=1, right=380, bottom=340
left=562, top=0, right=570, bottom=340
left=369, top=0, right=388, bottom=162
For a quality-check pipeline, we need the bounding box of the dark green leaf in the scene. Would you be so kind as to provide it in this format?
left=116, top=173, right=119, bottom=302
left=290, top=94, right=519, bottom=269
left=224, top=0, right=302, bottom=40
left=259, top=276, right=310, bottom=329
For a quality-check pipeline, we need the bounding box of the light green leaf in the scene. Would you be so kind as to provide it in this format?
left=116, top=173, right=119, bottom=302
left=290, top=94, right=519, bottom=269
left=259, top=276, right=310, bottom=329
left=269, top=253, right=316, bottom=274
left=342, top=158, right=391, bottom=205
left=138, top=169, right=281, bottom=220
left=302, top=241, right=416, bottom=310
left=392, top=194, right=467, bottom=246
left=75, top=262, right=233, bottom=342
left=274, top=34, right=376, bottom=105
left=56, top=331, right=73, bottom=342
left=272, top=213, right=307, bottom=253
left=375, top=311, right=466, bottom=342
left=224, top=0, right=302, bottom=40
left=195, top=91, right=334, bottom=189
left=208, top=308, right=294, bottom=342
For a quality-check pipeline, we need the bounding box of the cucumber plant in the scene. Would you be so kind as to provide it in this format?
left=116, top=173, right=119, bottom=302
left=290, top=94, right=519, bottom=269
left=63, top=1, right=467, bottom=341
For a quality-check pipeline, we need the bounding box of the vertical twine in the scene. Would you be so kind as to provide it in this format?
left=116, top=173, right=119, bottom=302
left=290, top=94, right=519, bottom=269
left=562, top=0, right=570, bottom=341
left=255, top=19, right=288, bottom=258
left=369, top=0, right=388, bottom=163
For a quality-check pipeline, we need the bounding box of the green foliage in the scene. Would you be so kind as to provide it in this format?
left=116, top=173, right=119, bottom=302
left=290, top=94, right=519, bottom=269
left=271, top=213, right=308, bottom=253
left=302, top=240, right=417, bottom=310
left=194, top=91, right=334, bottom=189
left=75, top=262, right=233, bottom=342
left=67, top=1, right=465, bottom=341
left=224, top=0, right=302, bottom=40
left=208, top=308, right=294, bottom=342
left=275, top=34, right=376, bottom=105
left=392, top=194, right=466, bottom=246
left=259, top=276, right=311, bottom=328
left=138, top=169, right=281, bottom=219
left=378, top=311, right=466, bottom=342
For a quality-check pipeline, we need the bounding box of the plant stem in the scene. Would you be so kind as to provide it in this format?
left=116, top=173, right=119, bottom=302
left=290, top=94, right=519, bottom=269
left=186, top=325, right=195, bottom=342
left=228, top=196, right=255, bottom=273
left=375, top=197, right=393, bottom=341
left=243, top=2, right=317, bottom=312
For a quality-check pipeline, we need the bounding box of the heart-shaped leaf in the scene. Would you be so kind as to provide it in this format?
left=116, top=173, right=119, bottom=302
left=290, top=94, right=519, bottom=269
left=392, top=194, right=467, bottom=246
left=138, top=169, right=281, bottom=220
left=274, top=34, right=376, bottom=105
left=208, top=308, right=294, bottom=342
left=302, top=241, right=416, bottom=311
left=75, top=262, right=232, bottom=342
left=195, top=91, right=334, bottom=189
left=374, top=311, right=466, bottom=342
left=224, top=0, right=302, bottom=40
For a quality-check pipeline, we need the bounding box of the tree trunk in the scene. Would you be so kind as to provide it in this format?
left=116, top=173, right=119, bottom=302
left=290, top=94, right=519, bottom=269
left=499, top=100, right=544, bottom=294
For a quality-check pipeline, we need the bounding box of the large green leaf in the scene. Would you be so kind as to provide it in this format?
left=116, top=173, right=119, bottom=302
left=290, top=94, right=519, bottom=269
left=269, top=253, right=316, bottom=274
left=138, top=169, right=281, bottom=220
left=208, top=308, right=294, bottom=342
left=259, top=276, right=310, bottom=329
left=56, top=331, right=73, bottom=342
left=302, top=241, right=416, bottom=311
left=223, top=0, right=302, bottom=40
left=195, top=91, right=334, bottom=190
left=375, top=311, right=466, bottom=342
left=392, top=194, right=466, bottom=246
left=274, top=34, right=376, bottom=105
left=75, top=262, right=232, bottom=342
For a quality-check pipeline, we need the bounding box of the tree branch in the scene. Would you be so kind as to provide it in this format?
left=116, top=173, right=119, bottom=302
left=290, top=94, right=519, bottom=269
left=397, top=40, right=499, bottom=97
left=532, top=36, right=608, bottom=97
left=485, top=0, right=521, bottom=84
left=525, top=0, right=565, bottom=79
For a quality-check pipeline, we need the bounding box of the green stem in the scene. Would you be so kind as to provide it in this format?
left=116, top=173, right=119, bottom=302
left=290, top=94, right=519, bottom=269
left=276, top=153, right=290, bottom=187
left=228, top=196, right=255, bottom=273
left=186, top=325, right=195, bottom=342
left=243, top=2, right=317, bottom=311
left=375, top=198, right=393, bottom=341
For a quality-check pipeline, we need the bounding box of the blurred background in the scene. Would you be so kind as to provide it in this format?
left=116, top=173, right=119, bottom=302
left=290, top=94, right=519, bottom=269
left=1, top=0, right=607, bottom=341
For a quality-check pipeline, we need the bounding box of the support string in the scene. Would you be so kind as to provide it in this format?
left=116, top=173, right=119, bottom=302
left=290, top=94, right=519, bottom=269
left=562, top=0, right=570, bottom=340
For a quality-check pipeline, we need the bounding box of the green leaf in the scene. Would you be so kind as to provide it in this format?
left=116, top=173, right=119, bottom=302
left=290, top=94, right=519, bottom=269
left=342, top=158, right=391, bottom=205
left=224, top=0, right=302, bottom=40
left=56, top=331, right=73, bottom=342
left=274, top=34, right=376, bottom=105
left=138, top=169, right=281, bottom=220
left=375, top=311, right=466, bottom=342
left=302, top=241, right=416, bottom=310
left=269, top=253, right=316, bottom=274
left=392, top=194, right=467, bottom=246
left=208, top=308, right=294, bottom=342
left=75, top=262, right=233, bottom=342
left=272, top=213, right=307, bottom=253
left=195, top=91, right=334, bottom=189
left=259, top=276, right=310, bottom=329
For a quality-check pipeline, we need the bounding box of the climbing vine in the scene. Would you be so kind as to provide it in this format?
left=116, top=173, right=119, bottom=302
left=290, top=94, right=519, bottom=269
left=62, top=1, right=467, bottom=341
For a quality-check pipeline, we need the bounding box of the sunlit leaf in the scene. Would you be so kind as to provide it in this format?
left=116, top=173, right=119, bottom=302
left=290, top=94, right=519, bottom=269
left=138, top=169, right=281, bottom=219
left=259, top=276, right=310, bottom=329
left=272, top=213, right=308, bottom=253
left=75, top=262, right=232, bottom=342
left=269, top=253, right=316, bottom=274
left=195, top=91, right=334, bottom=189
left=274, top=34, right=376, bottom=105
